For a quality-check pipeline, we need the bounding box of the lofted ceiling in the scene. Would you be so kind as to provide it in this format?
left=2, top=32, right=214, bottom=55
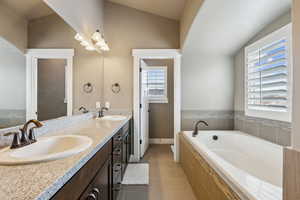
left=183, top=0, right=291, bottom=55
left=1, top=0, right=54, bottom=20
left=108, top=0, right=186, bottom=20
left=1, top=0, right=186, bottom=21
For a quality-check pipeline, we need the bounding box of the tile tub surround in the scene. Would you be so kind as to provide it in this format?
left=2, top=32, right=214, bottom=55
left=181, top=110, right=234, bottom=131
left=0, top=113, right=96, bottom=147
left=234, top=111, right=291, bottom=146
left=0, top=115, right=131, bottom=200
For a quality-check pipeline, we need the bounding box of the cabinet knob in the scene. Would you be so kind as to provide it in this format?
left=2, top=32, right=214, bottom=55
left=86, top=193, right=96, bottom=200
left=91, top=187, right=100, bottom=197
left=113, top=148, right=121, bottom=155
left=115, top=136, right=122, bottom=141
left=113, top=183, right=122, bottom=191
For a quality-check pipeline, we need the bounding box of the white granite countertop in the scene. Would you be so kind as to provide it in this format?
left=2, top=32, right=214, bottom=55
left=0, top=116, right=131, bottom=200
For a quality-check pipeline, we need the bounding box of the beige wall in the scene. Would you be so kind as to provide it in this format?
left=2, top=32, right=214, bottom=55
left=28, top=14, right=104, bottom=113
left=283, top=2, right=300, bottom=199
left=0, top=3, right=27, bottom=52
left=180, top=0, right=203, bottom=48
left=143, top=59, right=174, bottom=139
left=102, top=2, right=179, bottom=111
left=292, top=0, right=300, bottom=150
left=28, top=2, right=179, bottom=113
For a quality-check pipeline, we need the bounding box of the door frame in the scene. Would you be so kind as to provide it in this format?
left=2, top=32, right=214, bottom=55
left=132, top=49, right=182, bottom=162
left=26, top=49, right=74, bottom=120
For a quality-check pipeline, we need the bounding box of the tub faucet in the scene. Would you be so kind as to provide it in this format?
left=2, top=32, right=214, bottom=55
left=192, top=120, right=208, bottom=137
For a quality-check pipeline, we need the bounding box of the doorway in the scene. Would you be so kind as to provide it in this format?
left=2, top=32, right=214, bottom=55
left=26, top=49, right=74, bottom=121
left=132, top=49, right=181, bottom=162
left=37, top=59, right=67, bottom=121
left=140, top=59, right=174, bottom=159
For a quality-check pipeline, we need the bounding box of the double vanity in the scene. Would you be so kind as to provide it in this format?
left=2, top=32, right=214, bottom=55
left=0, top=115, right=132, bottom=200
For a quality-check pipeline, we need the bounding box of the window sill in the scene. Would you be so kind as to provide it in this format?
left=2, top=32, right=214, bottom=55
left=245, top=109, right=291, bottom=122
left=149, top=99, right=168, bottom=104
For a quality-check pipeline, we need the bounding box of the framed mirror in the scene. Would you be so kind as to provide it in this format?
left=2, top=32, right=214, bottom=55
left=0, top=44, right=74, bottom=129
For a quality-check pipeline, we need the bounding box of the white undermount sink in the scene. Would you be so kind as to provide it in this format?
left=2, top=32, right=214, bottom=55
left=99, top=115, right=127, bottom=121
left=0, top=135, right=92, bottom=165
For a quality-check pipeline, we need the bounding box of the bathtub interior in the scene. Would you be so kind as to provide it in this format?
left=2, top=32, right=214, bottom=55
left=184, top=131, right=283, bottom=188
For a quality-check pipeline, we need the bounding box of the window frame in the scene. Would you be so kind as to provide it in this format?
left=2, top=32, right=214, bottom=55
left=142, top=66, right=168, bottom=103
left=244, top=23, right=293, bottom=122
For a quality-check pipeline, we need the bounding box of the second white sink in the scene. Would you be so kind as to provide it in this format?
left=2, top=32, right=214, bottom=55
left=0, top=135, right=92, bottom=165
left=99, top=115, right=127, bottom=121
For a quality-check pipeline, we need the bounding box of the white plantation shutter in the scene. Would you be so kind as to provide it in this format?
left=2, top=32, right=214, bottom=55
left=245, top=24, right=292, bottom=122
left=142, top=67, right=168, bottom=103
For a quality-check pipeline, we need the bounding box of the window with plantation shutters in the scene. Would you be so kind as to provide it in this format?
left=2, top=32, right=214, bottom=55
left=245, top=24, right=292, bottom=122
left=141, top=66, right=168, bottom=103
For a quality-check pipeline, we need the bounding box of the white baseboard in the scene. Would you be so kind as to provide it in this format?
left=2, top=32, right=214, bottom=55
left=149, top=138, right=174, bottom=144
left=129, top=154, right=140, bottom=163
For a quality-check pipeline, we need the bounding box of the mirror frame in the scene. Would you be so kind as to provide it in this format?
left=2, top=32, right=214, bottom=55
left=26, top=49, right=74, bottom=121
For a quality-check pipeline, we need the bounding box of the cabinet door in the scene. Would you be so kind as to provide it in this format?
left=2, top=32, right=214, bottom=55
left=122, top=134, right=127, bottom=177
left=126, top=134, right=130, bottom=164
left=80, top=158, right=111, bottom=200
left=51, top=141, right=112, bottom=200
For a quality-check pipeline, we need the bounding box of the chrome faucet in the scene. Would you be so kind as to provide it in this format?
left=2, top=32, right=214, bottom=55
left=98, top=107, right=109, bottom=118
left=79, top=106, right=89, bottom=113
left=192, top=120, right=208, bottom=137
left=4, top=119, right=43, bottom=149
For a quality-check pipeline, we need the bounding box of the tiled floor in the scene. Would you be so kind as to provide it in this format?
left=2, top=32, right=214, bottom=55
left=142, top=144, right=197, bottom=200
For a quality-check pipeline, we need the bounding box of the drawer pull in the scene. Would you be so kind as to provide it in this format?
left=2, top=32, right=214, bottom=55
left=113, top=149, right=121, bottom=155
left=86, top=193, right=96, bottom=200
left=114, top=163, right=121, bottom=167
left=113, top=183, right=122, bottom=191
left=91, top=187, right=100, bottom=197
left=114, top=136, right=122, bottom=141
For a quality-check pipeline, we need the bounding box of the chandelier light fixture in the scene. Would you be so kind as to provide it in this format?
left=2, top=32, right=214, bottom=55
left=74, top=30, right=110, bottom=53
left=91, top=30, right=110, bottom=52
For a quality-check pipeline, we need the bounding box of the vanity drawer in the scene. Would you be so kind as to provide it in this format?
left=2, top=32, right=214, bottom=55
left=112, top=166, right=122, bottom=200
left=51, top=140, right=112, bottom=200
left=113, top=130, right=123, bottom=148
left=79, top=158, right=111, bottom=200
left=112, top=147, right=122, bottom=168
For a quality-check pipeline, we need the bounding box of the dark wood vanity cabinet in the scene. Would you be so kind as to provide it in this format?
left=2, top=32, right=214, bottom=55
left=80, top=158, right=111, bottom=200
left=51, top=119, right=132, bottom=200
left=112, top=130, right=123, bottom=200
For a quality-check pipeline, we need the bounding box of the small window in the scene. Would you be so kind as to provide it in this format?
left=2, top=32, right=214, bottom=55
left=245, top=24, right=292, bottom=122
left=142, top=66, right=168, bottom=103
